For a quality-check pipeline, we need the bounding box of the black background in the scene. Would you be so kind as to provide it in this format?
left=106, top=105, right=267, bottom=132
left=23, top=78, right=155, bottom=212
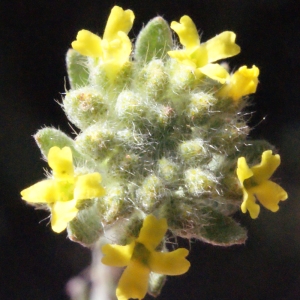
left=1, top=0, right=300, bottom=299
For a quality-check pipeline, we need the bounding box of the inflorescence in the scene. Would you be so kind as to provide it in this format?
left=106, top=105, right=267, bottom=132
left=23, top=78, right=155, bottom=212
left=21, top=6, right=288, bottom=300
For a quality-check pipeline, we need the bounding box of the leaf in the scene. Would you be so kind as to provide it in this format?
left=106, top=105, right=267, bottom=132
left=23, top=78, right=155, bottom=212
left=66, top=49, right=89, bottom=89
left=67, top=202, right=103, bottom=246
left=198, top=207, right=247, bottom=246
left=134, top=17, right=173, bottom=63
left=34, top=127, right=81, bottom=159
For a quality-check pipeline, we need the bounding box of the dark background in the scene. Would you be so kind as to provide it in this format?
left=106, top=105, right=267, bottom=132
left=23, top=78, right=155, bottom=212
left=1, top=0, right=300, bottom=299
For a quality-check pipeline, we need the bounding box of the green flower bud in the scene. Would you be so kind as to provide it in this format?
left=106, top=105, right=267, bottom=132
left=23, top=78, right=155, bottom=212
left=167, top=60, right=197, bottom=94
left=63, top=87, right=107, bottom=130
left=209, top=119, right=249, bottom=149
left=75, top=122, right=118, bottom=161
left=157, top=157, right=180, bottom=182
left=154, top=104, right=176, bottom=127
left=98, top=185, right=127, bottom=225
left=184, top=168, right=216, bottom=195
left=108, top=152, right=141, bottom=179
left=135, top=59, right=169, bottom=101
left=115, top=90, right=146, bottom=123
left=87, top=60, right=133, bottom=94
left=136, top=174, right=163, bottom=211
left=178, top=139, right=209, bottom=164
left=186, top=91, right=218, bottom=121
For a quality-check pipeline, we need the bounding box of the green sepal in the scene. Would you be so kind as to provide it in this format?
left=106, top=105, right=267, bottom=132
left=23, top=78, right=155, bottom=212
left=134, top=17, right=172, bottom=63
left=34, top=127, right=82, bottom=159
left=67, top=201, right=103, bottom=246
left=148, top=272, right=166, bottom=297
left=236, top=139, right=275, bottom=164
left=66, top=49, right=89, bottom=89
left=198, top=207, right=247, bottom=246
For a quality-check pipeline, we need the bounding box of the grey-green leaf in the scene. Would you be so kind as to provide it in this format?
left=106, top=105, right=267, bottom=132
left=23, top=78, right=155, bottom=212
left=198, top=207, right=247, bottom=246
left=34, top=127, right=81, bottom=159
left=66, top=49, right=89, bottom=89
left=134, top=17, right=173, bottom=63
left=67, top=202, right=103, bottom=246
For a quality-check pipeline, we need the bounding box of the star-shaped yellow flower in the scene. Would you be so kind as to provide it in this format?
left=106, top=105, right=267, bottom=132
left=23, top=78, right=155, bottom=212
left=20, top=146, right=105, bottom=233
left=237, top=150, right=288, bottom=219
left=168, top=15, right=240, bottom=83
left=71, top=6, right=135, bottom=79
left=101, top=215, right=190, bottom=300
left=218, top=65, right=260, bottom=101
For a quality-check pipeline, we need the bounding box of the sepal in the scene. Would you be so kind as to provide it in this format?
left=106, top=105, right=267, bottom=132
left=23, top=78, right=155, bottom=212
left=147, top=272, right=166, bottom=298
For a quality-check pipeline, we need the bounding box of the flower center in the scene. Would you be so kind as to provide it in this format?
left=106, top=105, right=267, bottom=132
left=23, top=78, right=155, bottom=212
left=56, top=180, right=75, bottom=202
left=243, top=177, right=259, bottom=189
left=132, top=242, right=151, bottom=265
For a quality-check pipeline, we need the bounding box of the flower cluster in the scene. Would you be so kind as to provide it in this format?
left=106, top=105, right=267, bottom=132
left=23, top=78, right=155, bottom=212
left=168, top=15, right=259, bottom=100
left=168, top=15, right=240, bottom=83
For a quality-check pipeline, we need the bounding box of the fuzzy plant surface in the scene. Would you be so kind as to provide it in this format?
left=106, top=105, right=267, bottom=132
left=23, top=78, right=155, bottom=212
left=20, top=6, right=288, bottom=300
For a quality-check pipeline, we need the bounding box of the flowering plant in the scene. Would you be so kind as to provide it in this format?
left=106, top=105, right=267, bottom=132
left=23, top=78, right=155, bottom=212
left=21, top=6, right=287, bottom=299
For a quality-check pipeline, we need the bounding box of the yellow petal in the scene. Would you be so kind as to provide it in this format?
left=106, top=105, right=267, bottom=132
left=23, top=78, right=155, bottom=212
left=251, top=150, right=280, bottom=184
left=101, top=242, right=135, bottom=267
left=250, top=180, right=288, bottom=213
left=149, top=248, right=190, bottom=275
left=103, top=6, right=135, bottom=42
left=167, top=49, right=196, bottom=68
left=236, top=156, right=254, bottom=186
left=219, top=65, right=259, bottom=101
left=199, top=63, right=230, bottom=83
left=71, top=30, right=103, bottom=58
left=240, top=190, right=260, bottom=219
left=232, top=65, right=259, bottom=100
left=113, top=32, right=132, bottom=64
left=74, top=172, right=105, bottom=201
left=170, top=15, right=200, bottom=49
left=101, top=32, right=132, bottom=79
left=137, top=215, right=167, bottom=251
left=48, top=146, right=74, bottom=179
left=21, top=179, right=58, bottom=204
left=116, top=260, right=150, bottom=300
left=189, top=45, right=209, bottom=68
left=51, top=199, right=78, bottom=233
left=203, top=31, right=240, bottom=63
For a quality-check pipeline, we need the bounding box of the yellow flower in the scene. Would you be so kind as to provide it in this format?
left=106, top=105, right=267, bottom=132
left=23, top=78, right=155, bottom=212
left=20, top=146, right=105, bottom=233
left=71, top=6, right=135, bottom=79
left=218, top=65, right=260, bottom=101
left=237, top=150, right=288, bottom=219
left=102, top=215, right=190, bottom=300
left=168, top=15, right=240, bottom=83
